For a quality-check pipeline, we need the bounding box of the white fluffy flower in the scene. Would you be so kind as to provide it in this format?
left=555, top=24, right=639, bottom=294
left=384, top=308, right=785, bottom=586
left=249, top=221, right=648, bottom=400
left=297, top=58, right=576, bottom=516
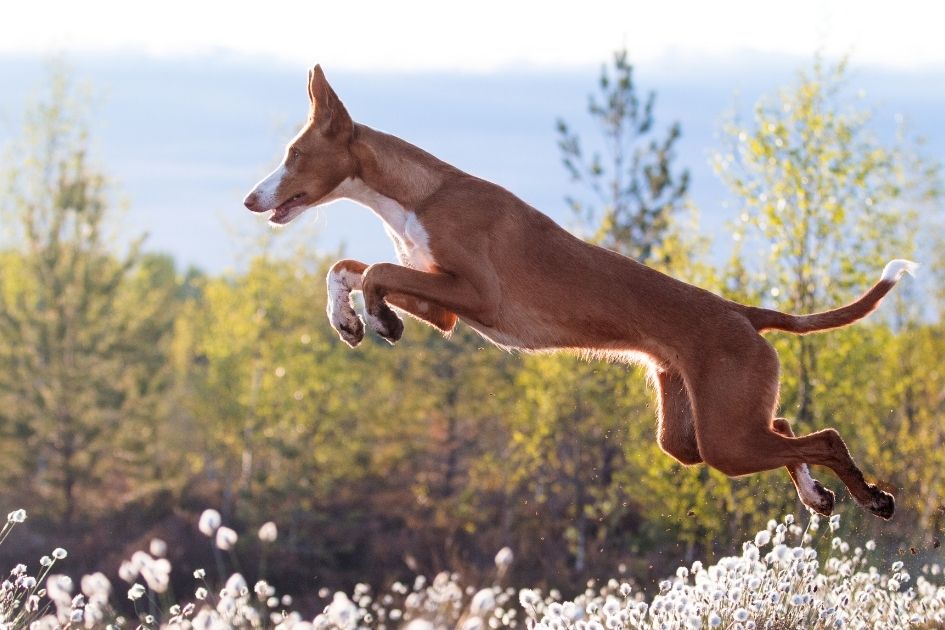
left=7, top=509, right=26, bottom=523
left=519, top=588, right=540, bottom=608
left=46, top=574, right=73, bottom=605
left=198, top=509, right=222, bottom=537
left=215, top=526, right=238, bottom=551
left=255, top=580, right=274, bottom=598
left=829, top=514, right=841, bottom=531
left=150, top=538, right=167, bottom=558
left=141, top=558, right=171, bottom=593
left=81, top=572, right=112, bottom=601
left=258, top=521, right=278, bottom=543
left=328, top=592, right=359, bottom=628
left=225, top=573, right=248, bottom=596
left=495, top=547, right=514, bottom=571
left=470, top=588, right=496, bottom=615
left=128, top=583, right=146, bottom=601
left=118, top=560, right=138, bottom=583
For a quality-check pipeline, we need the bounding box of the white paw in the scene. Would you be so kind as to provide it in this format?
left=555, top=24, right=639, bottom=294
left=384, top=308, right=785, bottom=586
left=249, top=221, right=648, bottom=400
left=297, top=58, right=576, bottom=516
left=328, top=299, right=364, bottom=347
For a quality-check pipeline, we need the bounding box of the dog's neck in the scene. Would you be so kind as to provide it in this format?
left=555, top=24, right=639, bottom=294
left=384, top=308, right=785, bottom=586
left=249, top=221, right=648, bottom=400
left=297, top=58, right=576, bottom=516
left=348, top=124, right=454, bottom=210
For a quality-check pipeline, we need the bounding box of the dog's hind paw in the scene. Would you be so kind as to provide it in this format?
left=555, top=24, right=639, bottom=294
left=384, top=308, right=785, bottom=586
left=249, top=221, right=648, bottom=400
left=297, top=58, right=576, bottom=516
left=804, top=481, right=836, bottom=517
left=367, top=306, right=404, bottom=345
left=867, top=486, right=896, bottom=520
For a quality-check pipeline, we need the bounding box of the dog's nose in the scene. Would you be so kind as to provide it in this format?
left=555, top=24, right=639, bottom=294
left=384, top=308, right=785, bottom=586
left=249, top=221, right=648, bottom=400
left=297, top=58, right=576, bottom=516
left=244, top=191, right=261, bottom=212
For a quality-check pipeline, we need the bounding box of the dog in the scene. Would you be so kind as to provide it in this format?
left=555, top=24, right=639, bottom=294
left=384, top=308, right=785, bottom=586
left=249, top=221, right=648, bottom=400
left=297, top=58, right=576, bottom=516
left=244, top=65, right=916, bottom=520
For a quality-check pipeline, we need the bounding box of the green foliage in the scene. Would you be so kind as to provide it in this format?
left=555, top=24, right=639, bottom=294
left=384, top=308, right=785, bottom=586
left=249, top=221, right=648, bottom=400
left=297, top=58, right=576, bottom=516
left=0, top=69, right=179, bottom=528
left=557, top=49, right=689, bottom=263
left=716, top=57, right=944, bottom=535
left=715, top=56, right=938, bottom=425
left=715, top=57, right=927, bottom=307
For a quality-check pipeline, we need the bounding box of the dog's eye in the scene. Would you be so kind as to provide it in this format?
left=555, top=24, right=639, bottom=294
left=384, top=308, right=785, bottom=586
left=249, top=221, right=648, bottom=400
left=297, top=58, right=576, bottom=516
left=289, top=148, right=302, bottom=161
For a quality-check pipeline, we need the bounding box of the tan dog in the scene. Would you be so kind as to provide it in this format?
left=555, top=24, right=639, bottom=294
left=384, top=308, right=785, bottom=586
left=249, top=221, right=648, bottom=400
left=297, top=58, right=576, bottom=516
left=245, top=65, right=916, bottom=519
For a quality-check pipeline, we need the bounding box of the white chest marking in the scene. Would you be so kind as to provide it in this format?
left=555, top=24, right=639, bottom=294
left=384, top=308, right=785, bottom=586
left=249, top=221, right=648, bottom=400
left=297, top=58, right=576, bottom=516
left=331, top=178, right=437, bottom=271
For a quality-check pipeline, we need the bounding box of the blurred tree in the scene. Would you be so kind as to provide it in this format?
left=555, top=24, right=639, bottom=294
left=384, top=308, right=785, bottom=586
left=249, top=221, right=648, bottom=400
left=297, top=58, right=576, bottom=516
left=176, top=244, right=522, bottom=581
left=0, top=67, right=179, bottom=527
left=715, top=57, right=943, bottom=535
left=370, top=325, right=518, bottom=575
left=714, top=57, right=929, bottom=426
left=527, top=49, right=704, bottom=574
left=557, top=48, right=690, bottom=263
left=506, top=354, right=644, bottom=575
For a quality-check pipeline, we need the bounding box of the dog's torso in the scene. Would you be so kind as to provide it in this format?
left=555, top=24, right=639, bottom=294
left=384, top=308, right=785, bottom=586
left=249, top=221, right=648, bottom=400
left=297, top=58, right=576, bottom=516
left=341, top=124, right=736, bottom=364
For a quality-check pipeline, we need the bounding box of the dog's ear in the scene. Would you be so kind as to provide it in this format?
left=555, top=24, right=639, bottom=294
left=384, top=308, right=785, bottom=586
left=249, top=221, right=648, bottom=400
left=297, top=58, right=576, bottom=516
left=308, top=65, right=352, bottom=137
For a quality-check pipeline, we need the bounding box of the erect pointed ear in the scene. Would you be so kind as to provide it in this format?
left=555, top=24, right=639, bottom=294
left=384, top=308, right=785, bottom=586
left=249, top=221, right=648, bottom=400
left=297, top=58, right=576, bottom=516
left=308, top=65, right=352, bottom=136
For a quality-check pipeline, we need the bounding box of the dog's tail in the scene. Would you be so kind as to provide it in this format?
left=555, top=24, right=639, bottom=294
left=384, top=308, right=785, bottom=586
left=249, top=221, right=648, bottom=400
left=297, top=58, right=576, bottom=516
left=742, top=259, right=918, bottom=335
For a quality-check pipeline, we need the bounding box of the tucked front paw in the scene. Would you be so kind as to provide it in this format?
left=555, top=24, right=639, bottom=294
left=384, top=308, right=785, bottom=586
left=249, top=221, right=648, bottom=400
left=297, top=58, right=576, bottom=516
left=366, top=306, right=404, bottom=344
left=329, top=306, right=365, bottom=348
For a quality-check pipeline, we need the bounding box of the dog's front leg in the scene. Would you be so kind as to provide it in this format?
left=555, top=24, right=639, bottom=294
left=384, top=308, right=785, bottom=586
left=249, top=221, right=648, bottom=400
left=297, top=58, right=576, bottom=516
left=327, top=259, right=461, bottom=347
left=327, top=259, right=368, bottom=347
left=361, top=262, right=499, bottom=344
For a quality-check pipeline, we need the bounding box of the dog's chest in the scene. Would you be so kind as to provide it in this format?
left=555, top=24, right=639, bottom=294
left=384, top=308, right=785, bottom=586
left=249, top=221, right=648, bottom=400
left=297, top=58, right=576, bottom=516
left=342, top=178, right=437, bottom=272
left=383, top=213, right=437, bottom=272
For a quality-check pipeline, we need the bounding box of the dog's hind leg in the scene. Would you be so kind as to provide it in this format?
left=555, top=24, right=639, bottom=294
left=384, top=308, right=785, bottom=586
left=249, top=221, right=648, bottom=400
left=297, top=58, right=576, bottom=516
left=772, top=418, right=835, bottom=516
left=691, top=338, right=895, bottom=519
left=654, top=368, right=702, bottom=465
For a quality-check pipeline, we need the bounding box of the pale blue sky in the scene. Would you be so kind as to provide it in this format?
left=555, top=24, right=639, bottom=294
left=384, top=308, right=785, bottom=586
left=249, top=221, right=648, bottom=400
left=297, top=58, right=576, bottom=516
left=1, top=1, right=943, bottom=272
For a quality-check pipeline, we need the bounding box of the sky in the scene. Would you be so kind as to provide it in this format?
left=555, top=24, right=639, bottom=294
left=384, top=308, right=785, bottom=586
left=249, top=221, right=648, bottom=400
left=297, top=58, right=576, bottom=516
left=1, top=1, right=943, bottom=272
left=5, top=0, right=945, bottom=71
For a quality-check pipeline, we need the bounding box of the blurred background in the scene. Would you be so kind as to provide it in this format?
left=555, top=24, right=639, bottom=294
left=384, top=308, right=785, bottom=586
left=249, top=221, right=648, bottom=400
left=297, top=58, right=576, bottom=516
left=0, top=0, right=943, bottom=603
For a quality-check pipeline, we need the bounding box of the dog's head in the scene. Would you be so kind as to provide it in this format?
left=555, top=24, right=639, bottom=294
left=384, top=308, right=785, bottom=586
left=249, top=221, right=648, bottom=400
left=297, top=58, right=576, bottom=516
left=243, top=65, right=356, bottom=225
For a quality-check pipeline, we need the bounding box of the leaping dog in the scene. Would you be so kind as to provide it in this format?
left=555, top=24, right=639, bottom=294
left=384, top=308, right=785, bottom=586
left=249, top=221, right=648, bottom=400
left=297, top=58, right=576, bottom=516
left=244, top=65, right=916, bottom=519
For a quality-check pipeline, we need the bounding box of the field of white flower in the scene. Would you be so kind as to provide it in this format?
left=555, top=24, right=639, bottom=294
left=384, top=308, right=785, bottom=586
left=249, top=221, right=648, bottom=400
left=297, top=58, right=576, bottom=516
left=1, top=508, right=943, bottom=629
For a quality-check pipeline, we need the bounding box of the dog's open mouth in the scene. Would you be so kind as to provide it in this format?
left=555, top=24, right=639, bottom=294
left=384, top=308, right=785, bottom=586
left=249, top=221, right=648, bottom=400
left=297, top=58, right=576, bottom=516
left=269, top=193, right=308, bottom=224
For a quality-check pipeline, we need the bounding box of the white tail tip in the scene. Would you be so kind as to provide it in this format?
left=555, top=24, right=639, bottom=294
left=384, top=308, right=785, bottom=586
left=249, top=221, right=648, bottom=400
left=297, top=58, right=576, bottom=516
left=880, top=259, right=919, bottom=283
